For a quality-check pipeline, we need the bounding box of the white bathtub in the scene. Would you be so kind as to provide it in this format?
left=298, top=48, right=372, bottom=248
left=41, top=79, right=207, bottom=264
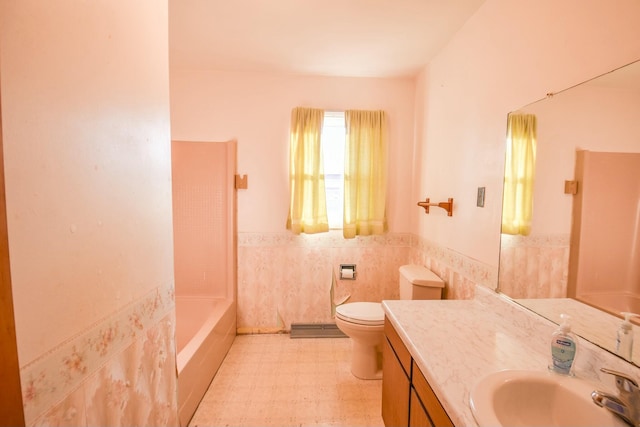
left=577, top=292, right=640, bottom=324
left=176, top=297, right=236, bottom=426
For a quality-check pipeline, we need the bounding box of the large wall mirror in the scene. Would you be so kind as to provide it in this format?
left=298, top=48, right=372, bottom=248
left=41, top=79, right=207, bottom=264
left=497, top=59, right=640, bottom=365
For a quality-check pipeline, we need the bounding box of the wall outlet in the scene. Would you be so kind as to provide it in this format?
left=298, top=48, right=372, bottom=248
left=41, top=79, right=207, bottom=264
left=477, top=187, right=485, bottom=207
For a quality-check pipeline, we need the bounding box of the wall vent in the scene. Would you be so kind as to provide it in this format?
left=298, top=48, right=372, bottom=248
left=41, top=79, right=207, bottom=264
left=290, top=323, right=347, bottom=339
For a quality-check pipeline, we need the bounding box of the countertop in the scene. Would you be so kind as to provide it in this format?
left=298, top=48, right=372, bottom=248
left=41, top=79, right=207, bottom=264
left=381, top=286, right=640, bottom=427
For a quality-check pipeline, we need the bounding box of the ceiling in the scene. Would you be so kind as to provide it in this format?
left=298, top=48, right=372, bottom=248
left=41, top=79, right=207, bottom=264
left=169, top=0, right=486, bottom=78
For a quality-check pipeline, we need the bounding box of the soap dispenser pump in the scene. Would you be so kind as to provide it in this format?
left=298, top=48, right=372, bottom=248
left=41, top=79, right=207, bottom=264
left=549, top=313, right=578, bottom=376
left=616, top=312, right=640, bottom=360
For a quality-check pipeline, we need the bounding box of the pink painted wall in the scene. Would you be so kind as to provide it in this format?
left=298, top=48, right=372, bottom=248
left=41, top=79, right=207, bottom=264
left=170, top=70, right=416, bottom=234
left=414, top=0, right=640, bottom=274
left=1, top=1, right=176, bottom=425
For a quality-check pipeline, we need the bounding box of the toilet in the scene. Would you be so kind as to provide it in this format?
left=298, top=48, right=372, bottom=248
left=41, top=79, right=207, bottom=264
left=335, top=264, right=444, bottom=380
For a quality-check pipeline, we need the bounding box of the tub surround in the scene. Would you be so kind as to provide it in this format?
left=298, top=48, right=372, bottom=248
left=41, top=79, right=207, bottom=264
left=382, top=286, right=640, bottom=426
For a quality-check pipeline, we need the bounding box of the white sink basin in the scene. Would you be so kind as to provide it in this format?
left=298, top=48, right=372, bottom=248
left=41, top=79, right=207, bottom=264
left=469, top=370, right=627, bottom=427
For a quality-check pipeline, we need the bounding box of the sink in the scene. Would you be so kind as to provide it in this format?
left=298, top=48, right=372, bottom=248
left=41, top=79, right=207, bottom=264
left=469, top=370, right=627, bottom=427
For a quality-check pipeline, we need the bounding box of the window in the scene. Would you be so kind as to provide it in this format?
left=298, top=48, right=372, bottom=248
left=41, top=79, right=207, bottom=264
left=321, top=112, right=345, bottom=229
left=287, top=107, right=387, bottom=238
left=502, top=113, right=537, bottom=236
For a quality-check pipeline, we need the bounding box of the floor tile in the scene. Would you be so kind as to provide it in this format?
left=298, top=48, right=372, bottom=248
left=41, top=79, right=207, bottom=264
left=188, top=334, right=384, bottom=427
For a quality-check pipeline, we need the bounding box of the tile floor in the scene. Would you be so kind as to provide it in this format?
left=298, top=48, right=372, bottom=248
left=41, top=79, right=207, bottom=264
left=188, top=333, right=385, bottom=427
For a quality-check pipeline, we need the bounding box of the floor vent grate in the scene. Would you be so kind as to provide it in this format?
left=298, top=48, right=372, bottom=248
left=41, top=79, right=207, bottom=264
left=290, top=323, right=347, bottom=339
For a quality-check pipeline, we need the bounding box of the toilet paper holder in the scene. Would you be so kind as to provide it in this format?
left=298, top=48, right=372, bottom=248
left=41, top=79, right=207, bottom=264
left=340, top=264, right=357, bottom=280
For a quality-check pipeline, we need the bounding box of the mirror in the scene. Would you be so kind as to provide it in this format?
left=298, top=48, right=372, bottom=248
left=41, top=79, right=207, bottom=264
left=497, top=59, right=640, bottom=365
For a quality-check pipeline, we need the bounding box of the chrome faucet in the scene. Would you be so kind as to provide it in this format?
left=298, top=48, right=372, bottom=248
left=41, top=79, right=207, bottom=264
left=592, top=367, right=640, bottom=427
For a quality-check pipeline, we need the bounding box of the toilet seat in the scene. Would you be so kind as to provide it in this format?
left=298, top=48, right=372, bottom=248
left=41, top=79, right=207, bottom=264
left=335, top=302, right=384, bottom=326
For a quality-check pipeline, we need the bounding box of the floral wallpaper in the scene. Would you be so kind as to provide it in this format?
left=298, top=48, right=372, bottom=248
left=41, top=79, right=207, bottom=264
left=409, top=234, right=497, bottom=300
left=237, top=231, right=497, bottom=332
left=237, top=231, right=410, bottom=332
left=498, top=233, right=570, bottom=299
left=22, top=283, right=177, bottom=426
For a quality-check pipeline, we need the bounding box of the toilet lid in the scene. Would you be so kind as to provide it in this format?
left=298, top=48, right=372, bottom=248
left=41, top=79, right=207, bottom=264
left=335, top=302, right=384, bottom=326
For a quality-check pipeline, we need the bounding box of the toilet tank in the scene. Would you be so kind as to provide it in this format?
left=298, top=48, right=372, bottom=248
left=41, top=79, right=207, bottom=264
left=399, top=264, right=444, bottom=300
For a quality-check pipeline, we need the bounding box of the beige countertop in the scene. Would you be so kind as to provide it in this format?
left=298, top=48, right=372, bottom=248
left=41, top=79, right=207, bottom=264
left=382, top=286, right=640, bottom=426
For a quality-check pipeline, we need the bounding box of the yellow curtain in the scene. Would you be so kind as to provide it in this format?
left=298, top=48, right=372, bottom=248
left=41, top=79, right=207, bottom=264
left=343, top=110, right=388, bottom=239
left=286, top=107, right=329, bottom=234
left=502, top=113, right=537, bottom=236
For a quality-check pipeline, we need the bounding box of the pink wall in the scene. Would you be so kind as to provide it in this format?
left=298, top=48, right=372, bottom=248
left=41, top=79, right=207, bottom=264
left=170, top=69, right=416, bottom=234
left=414, top=0, right=640, bottom=273
left=1, top=1, right=176, bottom=425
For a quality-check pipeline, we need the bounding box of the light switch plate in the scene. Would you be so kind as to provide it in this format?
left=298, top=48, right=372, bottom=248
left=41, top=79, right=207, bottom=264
left=477, top=187, right=485, bottom=207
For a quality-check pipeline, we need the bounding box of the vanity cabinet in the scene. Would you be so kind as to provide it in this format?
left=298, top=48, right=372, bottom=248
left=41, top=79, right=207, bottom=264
left=382, top=320, right=411, bottom=427
left=382, top=317, right=453, bottom=427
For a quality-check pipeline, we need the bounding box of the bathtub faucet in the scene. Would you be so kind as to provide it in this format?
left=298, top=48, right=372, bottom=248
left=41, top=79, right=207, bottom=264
left=592, top=368, right=640, bottom=426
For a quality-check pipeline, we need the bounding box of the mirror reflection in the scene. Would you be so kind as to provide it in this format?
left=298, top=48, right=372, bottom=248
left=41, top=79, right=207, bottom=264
left=497, top=59, right=640, bottom=365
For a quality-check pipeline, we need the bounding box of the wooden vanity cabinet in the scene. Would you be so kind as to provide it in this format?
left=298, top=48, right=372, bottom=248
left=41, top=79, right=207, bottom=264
left=382, top=317, right=454, bottom=427
left=382, top=319, right=411, bottom=427
left=410, top=360, right=453, bottom=427
left=409, top=387, right=432, bottom=427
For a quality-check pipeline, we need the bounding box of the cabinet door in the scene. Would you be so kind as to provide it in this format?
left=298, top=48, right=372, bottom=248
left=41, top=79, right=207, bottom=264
left=384, top=318, right=411, bottom=374
left=382, top=337, right=410, bottom=427
left=409, top=388, right=434, bottom=427
left=411, top=361, right=453, bottom=427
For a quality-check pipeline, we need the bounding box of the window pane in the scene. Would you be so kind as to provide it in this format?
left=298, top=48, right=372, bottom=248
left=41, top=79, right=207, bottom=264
left=322, top=112, right=345, bottom=229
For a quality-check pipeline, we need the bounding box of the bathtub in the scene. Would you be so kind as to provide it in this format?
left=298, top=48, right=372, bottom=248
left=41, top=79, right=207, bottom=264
left=176, top=296, right=236, bottom=426
left=577, top=292, right=640, bottom=324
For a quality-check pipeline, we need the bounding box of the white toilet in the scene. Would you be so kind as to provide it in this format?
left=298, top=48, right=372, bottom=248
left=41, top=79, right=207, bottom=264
left=334, top=264, right=444, bottom=379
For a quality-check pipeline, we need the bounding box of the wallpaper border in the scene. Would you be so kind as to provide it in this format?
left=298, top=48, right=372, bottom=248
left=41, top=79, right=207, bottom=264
left=20, top=282, right=175, bottom=424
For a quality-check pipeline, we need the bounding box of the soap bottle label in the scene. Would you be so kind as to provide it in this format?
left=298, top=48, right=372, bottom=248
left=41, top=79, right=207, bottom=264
left=551, top=338, right=576, bottom=375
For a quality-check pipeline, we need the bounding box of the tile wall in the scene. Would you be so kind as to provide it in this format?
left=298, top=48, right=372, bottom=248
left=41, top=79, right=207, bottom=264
left=498, top=233, right=570, bottom=299
left=237, top=231, right=498, bottom=331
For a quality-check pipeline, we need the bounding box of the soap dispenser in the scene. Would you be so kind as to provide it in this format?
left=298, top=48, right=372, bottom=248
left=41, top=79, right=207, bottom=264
left=616, top=312, right=640, bottom=360
left=549, top=314, right=578, bottom=376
